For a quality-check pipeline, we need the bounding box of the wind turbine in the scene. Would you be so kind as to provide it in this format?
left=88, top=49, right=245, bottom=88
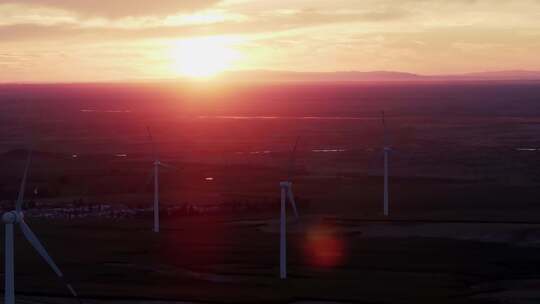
left=279, top=137, right=300, bottom=279
left=2, top=150, right=80, bottom=304
left=381, top=111, right=391, bottom=217
left=147, top=127, right=175, bottom=233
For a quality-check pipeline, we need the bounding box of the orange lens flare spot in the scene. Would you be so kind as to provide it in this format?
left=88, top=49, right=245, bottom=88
left=303, top=223, right=347, bottom=268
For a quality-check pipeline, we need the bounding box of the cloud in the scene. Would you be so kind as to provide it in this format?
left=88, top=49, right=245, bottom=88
left=2, top=0, right=540, bottom=82
left=0, top=7, right=409, bottom=42
left=0, top=0, right=220, bottom=18
left=6, top=0, right=539, bottom=43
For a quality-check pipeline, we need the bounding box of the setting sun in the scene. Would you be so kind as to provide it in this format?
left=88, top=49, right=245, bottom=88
left=169, top=37, right=242, bottom=78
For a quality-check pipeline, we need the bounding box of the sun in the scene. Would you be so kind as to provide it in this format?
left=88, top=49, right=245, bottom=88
left=169, top=37, right=242, bottom=78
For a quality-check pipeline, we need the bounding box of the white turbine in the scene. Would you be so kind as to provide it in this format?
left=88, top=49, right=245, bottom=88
left=381, top=111, right=391, bottom=217
left=147, top=127, right=175, bottom=233
left=2, top=150, right=80, bottom=304
left=279, top=137, right=300, bottom=279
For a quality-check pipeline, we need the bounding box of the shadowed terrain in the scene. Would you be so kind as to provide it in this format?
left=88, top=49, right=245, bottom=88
left=2, top=81, right=540, bottom=303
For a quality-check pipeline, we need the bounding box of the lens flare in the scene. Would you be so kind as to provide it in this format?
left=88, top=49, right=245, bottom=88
left=303, top=223, right=347, bottom=268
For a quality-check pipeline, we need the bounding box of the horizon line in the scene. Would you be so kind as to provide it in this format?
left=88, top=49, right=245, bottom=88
left=2, top=69, right=540, bottom=85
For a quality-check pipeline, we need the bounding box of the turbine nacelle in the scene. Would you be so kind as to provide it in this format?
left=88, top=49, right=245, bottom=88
left=280, top=181, right=292, bottom=188
left=2, top=211, right=21, bottom=224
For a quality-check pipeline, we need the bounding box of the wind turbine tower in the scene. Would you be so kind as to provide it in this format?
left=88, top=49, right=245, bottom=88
left=382, top=111, right=391, bottom=217
left=147, top=127, right=175, bottom=233
left=2, top=150, right=80, bottom=304
left=279, top=137, right=300, bottom=279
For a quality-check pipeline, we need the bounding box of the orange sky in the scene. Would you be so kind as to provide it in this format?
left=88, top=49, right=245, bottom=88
left=1, top=0, right=540, bottom=82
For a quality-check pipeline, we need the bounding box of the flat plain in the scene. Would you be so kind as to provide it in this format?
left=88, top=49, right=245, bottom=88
left=2, top=81, right=540, bottom=303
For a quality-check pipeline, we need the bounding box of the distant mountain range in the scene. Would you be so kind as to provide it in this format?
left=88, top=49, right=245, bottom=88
left=220, top=70, right=540, bottom=82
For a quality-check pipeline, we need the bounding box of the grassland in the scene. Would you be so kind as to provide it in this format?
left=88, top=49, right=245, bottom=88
left=2, top=81, right=540, bottom=303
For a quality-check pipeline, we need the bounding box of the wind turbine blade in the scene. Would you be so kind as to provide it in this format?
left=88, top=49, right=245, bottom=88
left=16, top=149, right=33, bottom=212
left=287, top=137, right=300, bottom=181
left=287, top=186, right=299, bottom=218
left=366, top=150, right=384, bottom=175
left=19, top=219, right=63, bottom=276
left=146, top=126, right=157, bottom=160
left=138, top=168, right=155, bottom=194
left=146, top=126, right=153, bottom=142
left=159, top=161, right=178, bottom=170
left=381, top=111, right=388, bottom=147
left=19, top=219, right=80, bottom=299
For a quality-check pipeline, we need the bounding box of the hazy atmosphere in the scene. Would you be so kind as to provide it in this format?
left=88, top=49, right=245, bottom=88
left=2, top=0, right=540, bottom=82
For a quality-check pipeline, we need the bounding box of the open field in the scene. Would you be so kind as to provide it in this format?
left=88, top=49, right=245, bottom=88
left=2, top=81, right=540, bottom=303
left=7, top=216, right=540, bottom=303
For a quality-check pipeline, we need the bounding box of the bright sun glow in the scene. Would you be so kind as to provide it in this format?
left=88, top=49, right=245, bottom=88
left=169, top=37, right=242, bottom=78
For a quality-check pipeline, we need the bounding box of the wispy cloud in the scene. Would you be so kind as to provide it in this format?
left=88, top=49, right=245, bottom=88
left=0, top=0, right=220, bottom=18
left=1, top=0, right=540, bottom=82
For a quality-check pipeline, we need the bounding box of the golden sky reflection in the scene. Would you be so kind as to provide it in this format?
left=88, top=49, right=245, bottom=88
left=1, top=0, right=540, bottom=82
